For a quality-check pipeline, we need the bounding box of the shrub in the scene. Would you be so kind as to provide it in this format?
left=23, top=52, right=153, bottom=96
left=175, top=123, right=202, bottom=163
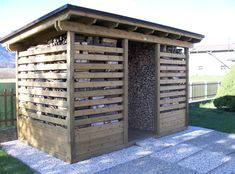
left=214, top=65, right=235, bottom=111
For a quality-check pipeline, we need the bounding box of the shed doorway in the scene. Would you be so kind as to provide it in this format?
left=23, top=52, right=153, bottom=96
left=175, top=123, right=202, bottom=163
left=128, top=41, right=156, bottom=142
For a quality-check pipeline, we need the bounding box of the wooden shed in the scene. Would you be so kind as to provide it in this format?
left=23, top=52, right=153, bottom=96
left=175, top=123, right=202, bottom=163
left=0, top=4, right=204, bottom=163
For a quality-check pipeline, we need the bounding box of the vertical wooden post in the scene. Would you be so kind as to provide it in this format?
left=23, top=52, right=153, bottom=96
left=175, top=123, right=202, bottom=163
left=10, top=89, right=14, bottom=126
left=185, top=47, right=189, bottom=127
left=122, top=39, right=128, bottom=144
left=154, top=44, right=160, bottom=135
left=15, top=52, right=19, bottom=137
left=67, top=31, right=75, bottom=163
left=4, top=89, right=8, bottom=126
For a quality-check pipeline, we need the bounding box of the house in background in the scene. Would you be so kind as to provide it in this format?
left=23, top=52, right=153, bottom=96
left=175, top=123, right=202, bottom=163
left=189, top=44, right=235, bottom=76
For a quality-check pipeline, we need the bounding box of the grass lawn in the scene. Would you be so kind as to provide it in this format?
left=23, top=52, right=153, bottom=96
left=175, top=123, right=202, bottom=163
left=0, top=147, right=34, bottom=174
left=189, top=101, right=235, bottom=133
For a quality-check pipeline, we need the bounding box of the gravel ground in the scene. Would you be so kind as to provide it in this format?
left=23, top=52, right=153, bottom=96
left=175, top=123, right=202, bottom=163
left=1, top=126, right=235, bottom=174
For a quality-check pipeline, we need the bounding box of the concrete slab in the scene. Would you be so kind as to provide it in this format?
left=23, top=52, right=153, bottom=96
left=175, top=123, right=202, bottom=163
left=97, top=156, right=197, bottom=174
left=136, top=138, right=171, bottom=151
left=178, top=150, right=231, bottom=173
left=150, top=143, right=202, bottom=163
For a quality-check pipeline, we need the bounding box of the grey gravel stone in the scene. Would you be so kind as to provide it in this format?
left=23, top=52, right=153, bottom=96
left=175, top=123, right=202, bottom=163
left=136, top=137, right=171, bottom=151
left=151, top=143, right=202, bottom=163
left=97, top=156, right=197, bottom=174
left=178, top=150, right=231, bottom=173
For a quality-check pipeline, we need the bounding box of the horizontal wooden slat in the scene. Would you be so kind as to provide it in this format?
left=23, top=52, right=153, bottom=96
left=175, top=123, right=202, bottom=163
left=75, top=89, right=123, bottom=98
left=74, top=63, right=123, bottom=70
left=160, top=79, right=186, bottom=84
left=18, top=64, right=67, bottom=71
left=160, top=52, right=186, bottom=59
left=160, top=109, right=185, bottom=119
left=19, top=108, right=67, bottom=126
left=75, top=44, right=124, bottom=53
left=160, top=73, right=186, bottom=77
left=18, top=81, right=67, bottom=88
left=18, top=88, right=67, bottom=98
left=18, top=54, right=67, bottom=64
left=75, top=53, right=123, bottom=61
left=160, top=65, right=186, bottom=71
left=160, top=91, right=186, bottom=98
left=160, top=59, right=186, bottom=65
left=160, top=85, right=186, bottom=91
left=75, top=105, right=123, bottom=117
left=19, top=45, right=67, bottom=57
left=160, top=103, right=186, bottom=112
left=18, top=95, right=67, bottom=107
left=160, top=113, right=185, bottom=122
left=75, top=81, right=123, bottom=88
left=75, top=113, right=123, bottom=126
left=18, top=72, right=67, bottom=79
left=74, top=72, right=123, bottom=79
left=75, top=97, right=123, bottom=107
left=160, top=97, right=186, bottom=104
left=19, top=102, right=67, bottom=116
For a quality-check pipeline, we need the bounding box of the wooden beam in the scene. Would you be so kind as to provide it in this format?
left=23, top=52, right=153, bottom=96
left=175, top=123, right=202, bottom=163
left=58, top=21, right=192, bottom=48
left=122, top=39, right=128, bottom=144
left=126, top=26, right=138, bottom=32
left=67, top=31, right=75, bottom=163
left=185, top=47, right=189, bottom=128
left=168, top=34, right=181, bottom=40
left=96, top=20, right=119, bottom=28
left=154, top=44, right=160, bottom=135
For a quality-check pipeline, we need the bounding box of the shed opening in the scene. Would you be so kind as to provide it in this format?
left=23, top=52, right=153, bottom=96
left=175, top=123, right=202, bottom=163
left=128, top=41, right=156, bottom=142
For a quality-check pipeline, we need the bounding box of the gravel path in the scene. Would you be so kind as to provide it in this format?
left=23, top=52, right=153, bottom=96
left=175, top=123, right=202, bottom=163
left=2, top=126, right=235, bottom=174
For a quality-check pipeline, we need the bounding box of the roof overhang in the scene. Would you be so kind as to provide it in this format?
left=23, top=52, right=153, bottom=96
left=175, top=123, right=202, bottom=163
left=0, top=4, right=204, bottom=51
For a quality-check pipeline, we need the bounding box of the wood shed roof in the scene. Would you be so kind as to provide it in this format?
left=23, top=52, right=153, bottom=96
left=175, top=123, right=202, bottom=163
left=0, top=4, right=204, bottom=50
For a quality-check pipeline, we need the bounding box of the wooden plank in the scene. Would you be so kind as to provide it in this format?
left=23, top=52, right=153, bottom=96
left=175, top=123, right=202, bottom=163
left=10, top=89, right=14, bottom=126
left=160, top=59, right=186, bottom=65
left=75, top=105, right=123, bottom=117
left=75, top=44, right=124, bottom=53
left=75, top=89, right=123, bottom=98
left=160, top=72, right=186, bottom=77
left=18, top=81, right=67, bottom=88
left=19, top=102, right=67, bottom=116
left=160, top=91, right=186, bottom=98
left=18, top=95, right=67, bottom=107
left=160, top=113, right=185, bottom=122
left=160, top=85, right=186, bottom=91
left=74, top=81, right=123, bottom=88
left=18, top=63, right=67, bottom=71
left=18, top=54, right=67, bottom=64
left=4, top=89, right=7, bottom=126
left=160, top=103, right=186, bottom=112
left=58, top=21, right=192, bottom=48
left=75, top=97, right=123, bottom=107
left=160, top=79, right=186, bottom=84
left=19, top=45, right=67, bottom=57
left=160, top=97, right=186, bottom=104
left=123, top=39, right=128, bottom=144
left=74, top=72, right=123, bottom=79
left=185, top=47, right=189, bottom=127
left=15, top=52, right=20, bottom=139
left=74, top=63, right=123, bottom=70
left=66, top=31, right=75, bottom=162
left=74, top=113, right=123, bottom=126
left=160, top=65, right=186, bottom=71
left=160, top=109, right=185, bottom=119
left=18, top=72, right=67, bottom=79
left=160, top=52, right=186, bottom=59
left=18, top=88, right=67, bottom=98
left=19, top=108, right=67, bottom=125
left=75, top=53, right=123, bottom=61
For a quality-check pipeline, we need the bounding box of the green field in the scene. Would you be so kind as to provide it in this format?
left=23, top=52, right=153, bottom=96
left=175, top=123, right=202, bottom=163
left=189, top=75, right=223, bottom=82
left=189, top=101, right=235, bottom=133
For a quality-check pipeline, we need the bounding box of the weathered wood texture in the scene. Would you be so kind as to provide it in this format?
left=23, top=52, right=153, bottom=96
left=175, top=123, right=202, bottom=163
left=17, top=44, right=70, bottom=161
left=74, top=38, right=125, bottom=160
left=157, top=45, right=187, bottom=135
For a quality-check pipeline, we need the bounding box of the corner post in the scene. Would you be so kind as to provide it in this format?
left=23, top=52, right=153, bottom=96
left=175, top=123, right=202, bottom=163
left=15, top=51, right=20, bottom=138
left=67, top=31, right=75, bottom=162
left=122, top=39, right=128, bottom=144
left=185, top=47, right=189, bottom=127
left=154, top=44, right=161, bottom=135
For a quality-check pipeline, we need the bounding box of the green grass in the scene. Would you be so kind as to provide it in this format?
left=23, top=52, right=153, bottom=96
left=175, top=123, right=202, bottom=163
left=0, top=147, right=34, bottom=174
left=189, top=75, right=223, bottom=82
left=189, top=101, right=235, bottom=133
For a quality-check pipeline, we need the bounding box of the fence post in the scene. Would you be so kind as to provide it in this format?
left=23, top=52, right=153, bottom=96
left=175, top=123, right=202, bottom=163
left=189, top=82, right=192, bottom=102
left=204, top=81, right=207, bottom=100
left=10, top=89, right=14, bottom=126
left=4, top=89, right=8, bottom=126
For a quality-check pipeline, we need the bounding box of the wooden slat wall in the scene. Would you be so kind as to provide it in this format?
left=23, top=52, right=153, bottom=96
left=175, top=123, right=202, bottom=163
left=74, top=41, right=125, bottom=160
left=17, top=45, right=70, bottom=161
left=158, top=46, right=187, bottom=135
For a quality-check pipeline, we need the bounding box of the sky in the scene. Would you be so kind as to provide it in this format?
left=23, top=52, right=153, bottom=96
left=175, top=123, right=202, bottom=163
left=1, top=0, right=235, bottom=46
